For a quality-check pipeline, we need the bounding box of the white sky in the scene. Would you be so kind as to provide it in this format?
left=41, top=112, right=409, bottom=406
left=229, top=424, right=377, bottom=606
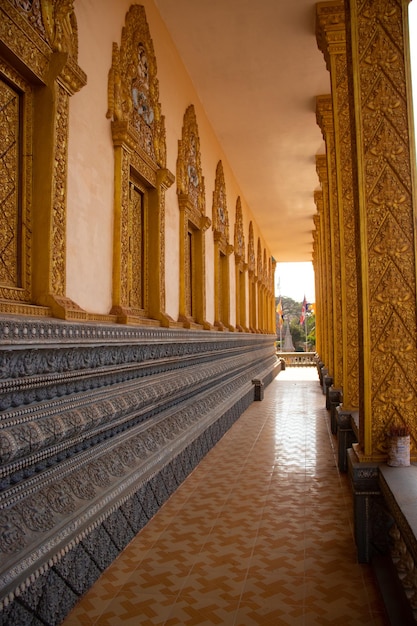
left=275, top=5, right=417, bottom=306
left=276, top=262, right=315, bottom=303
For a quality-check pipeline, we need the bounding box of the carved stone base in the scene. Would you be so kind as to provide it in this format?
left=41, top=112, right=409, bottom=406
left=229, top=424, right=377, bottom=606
left=0, top=318, right=279, bottom=623
left=329, top=386, right=342, bottom=434
left=336, top=407, right=357, bottom=472
left=347, top=446, right=381, bottom=563
left=110, top=306, right=162, bottom=326
left=324, top=373, right=333, bottom=408
left=37, top=294, right=88, bottom=321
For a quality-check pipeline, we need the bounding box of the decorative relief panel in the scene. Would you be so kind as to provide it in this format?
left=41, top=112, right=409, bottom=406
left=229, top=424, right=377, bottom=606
left=316, top=94, right=343, bottom=389
left=248, top=222, right=255, bottom=275
left=177, top=105, right=206, bottom=222
left=0, top=0, right=86, bottom=319
left=234, top=197, right=247, bottom=332
left=316, top=1, right=359, bottom=410
left=0, top=67, right=29, bottom=300
left=212, top=161, right=230, bottom=249
left=257, top=239, right=262, bottom=282
left=0, top=320, right=278, bottom=618
left=107, top=5, right=166, bottom=168
left=347, top=0, right=417, bottom=459
left=212, top=160, right=233, bottom=330
left=177, top=105, right=210, bottom=328
left=316, top=155, right=334, bottom=375
left=107, top=5, right=173, bottom=325
left=234, top=197, right=245, bottom=264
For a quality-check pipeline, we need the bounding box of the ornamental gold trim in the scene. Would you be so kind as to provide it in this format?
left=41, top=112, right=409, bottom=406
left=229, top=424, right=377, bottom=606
left=107, top=5, right=174, bottom=326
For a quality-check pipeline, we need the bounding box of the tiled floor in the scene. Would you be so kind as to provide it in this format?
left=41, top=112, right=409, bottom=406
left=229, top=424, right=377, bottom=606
left=63, top=368, right=389, bottom=625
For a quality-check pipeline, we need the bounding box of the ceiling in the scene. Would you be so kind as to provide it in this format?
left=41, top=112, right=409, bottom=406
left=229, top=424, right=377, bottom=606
left=155, top=0, right=331, bottom=263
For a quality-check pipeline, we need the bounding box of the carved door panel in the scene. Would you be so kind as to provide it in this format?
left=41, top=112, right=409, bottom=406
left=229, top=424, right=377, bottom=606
left=128, top=181, right=146, bottom=313
left=0, top=65, right=32, bottom=304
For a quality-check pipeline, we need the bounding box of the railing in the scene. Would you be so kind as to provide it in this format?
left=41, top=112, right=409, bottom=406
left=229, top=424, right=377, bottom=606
left=277, top=351, right=317, bottom=366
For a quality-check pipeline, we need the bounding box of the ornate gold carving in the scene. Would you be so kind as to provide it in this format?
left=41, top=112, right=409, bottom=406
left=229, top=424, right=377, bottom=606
left=212, top=160, right=229, bottom=243
left=247, top=221, right=256, bottom=331
left=106, top=5, right=166, bottom=169
left=234, top=197, right=247, bottom=332
left=234, top=197, right=245, bottom=263
left=177, top=105, right=205, bottom=217
left=177, top=105, right=210, bottom=328
left=108, top=5, right=174, bottom=326
left=212, top=161, right=232, bottom=330
left=248, top=221, right=255, bottom=275
left=315, top=156, right=333, bottom=375
left=317, top=1, right=359, bottom=409
left=0, top=0, right=86, bottom=319
left=347, top=0, right=417, bottom=457
left=316, top=96, right=343, bottom=387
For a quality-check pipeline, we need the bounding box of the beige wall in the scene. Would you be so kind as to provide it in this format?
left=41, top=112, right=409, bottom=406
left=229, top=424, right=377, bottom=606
left=67, top=0, right=270, bottom=323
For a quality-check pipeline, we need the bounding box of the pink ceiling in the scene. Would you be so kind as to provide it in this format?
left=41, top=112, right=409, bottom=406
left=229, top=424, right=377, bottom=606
left=154, top=0, right=330, bottom=262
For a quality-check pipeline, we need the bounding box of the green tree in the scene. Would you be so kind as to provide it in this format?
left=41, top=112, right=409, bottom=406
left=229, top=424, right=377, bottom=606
left=275, top=295, right=315, bottom=351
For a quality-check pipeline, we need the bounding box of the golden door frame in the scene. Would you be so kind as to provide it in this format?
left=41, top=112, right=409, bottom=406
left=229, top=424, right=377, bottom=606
left=0, top=0, right=87, bottom=319
left=177, top=105, right=211, bottom=329
left=212, top=161, right=234, bottom=331
left=234, top=197, right=248, bottom=332
left=107, top=5, right=174, bottom=326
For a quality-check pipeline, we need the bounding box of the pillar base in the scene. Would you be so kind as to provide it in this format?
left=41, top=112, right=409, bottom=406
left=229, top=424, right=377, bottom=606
left=336, top=407, right=357, bottom=472
left=329, top=387, right=342, bottom=434
left=347, top=447, right=382, bottom=563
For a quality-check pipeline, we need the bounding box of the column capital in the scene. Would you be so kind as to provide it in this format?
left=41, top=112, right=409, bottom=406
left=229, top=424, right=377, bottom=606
left=316, top=1, right=346, bottom=69
left=315, top=154, right=328, bottom=185
left=316, top=94, right=333, bottom=137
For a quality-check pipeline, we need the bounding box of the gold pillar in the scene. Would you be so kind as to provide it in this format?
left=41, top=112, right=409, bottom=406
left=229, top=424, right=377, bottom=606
left=312, top=213, right=322, bottom=356
left=314, top=190, right=329, bottom=367
left=316, top=1, right=359, bottom=411
left=346, top=0, right=417, bottom=460
left=316, top=95, right=343, bottom=389
left=315, top=155, right=334, bottom=377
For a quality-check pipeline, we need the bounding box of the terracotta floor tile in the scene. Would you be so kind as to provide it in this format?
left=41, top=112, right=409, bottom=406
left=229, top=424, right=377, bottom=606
left=62, top=368, right=389, bottom=626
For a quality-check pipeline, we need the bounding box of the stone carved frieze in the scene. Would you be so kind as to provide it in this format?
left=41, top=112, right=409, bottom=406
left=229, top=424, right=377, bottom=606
left=0, top=325, right=277, bottom=608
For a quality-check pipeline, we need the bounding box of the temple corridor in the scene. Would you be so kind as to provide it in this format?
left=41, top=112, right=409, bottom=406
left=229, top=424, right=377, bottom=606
left=62, top=368, right=389, bottom=626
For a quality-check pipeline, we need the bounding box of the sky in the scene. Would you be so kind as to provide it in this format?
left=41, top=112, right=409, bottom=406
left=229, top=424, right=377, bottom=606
left=275, top=6, right=417, bottom=307
left=276, top=262, right=315, bottom=303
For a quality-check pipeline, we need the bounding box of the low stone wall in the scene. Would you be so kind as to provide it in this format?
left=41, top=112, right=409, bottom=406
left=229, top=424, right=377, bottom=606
left=277, top=351, right=316, bottom=367
left=0, top=317, right=280, bottom=625
left=379, top=465, right=417, bottom=624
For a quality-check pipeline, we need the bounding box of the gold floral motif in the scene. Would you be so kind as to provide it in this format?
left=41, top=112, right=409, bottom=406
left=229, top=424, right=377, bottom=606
left=106, top=5, right=166, bottom=169
left=177, top=105, right=210, bottom=328
left=348, top=0, right=417, bottom=458
left=108, top=5, right=173, bottom=326
left=0, top=0, right=85, bottom=319
left=212, top=161, right=232, bottom=330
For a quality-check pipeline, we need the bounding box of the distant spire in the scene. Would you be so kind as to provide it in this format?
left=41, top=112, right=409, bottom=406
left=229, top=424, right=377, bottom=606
left=283, top=319, right=295, bottom=351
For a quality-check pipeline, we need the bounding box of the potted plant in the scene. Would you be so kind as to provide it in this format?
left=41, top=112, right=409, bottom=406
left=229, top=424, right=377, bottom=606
left=387, top=424, right=410, bottom=467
